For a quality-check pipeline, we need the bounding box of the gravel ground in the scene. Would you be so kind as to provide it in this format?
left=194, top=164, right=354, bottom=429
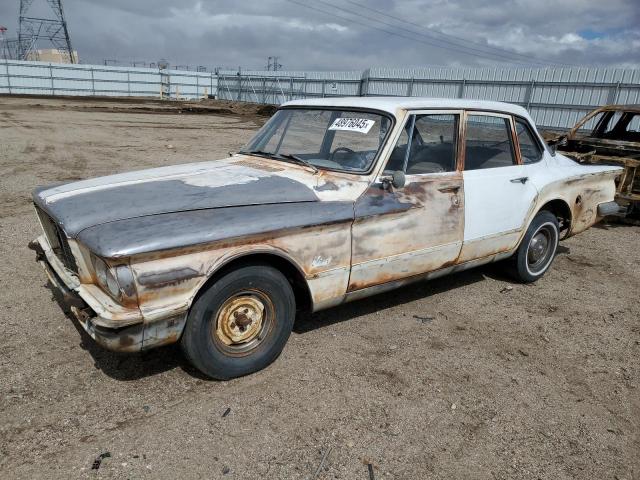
left=0, top=96, right=638, bottom=480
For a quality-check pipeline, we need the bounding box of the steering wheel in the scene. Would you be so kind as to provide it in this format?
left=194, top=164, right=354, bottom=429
left=329, top=147, right=355, bottom=160
left=329, top=146, right=368, bottom=169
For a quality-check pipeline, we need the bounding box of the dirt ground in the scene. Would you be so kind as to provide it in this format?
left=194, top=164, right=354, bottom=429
left=0, top=96, right=638, bottom=480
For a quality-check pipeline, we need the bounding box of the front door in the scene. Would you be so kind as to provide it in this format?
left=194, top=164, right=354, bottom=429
left=349, top=111, right=464, bottom=291
left=458, top=112, right=539, bottom=262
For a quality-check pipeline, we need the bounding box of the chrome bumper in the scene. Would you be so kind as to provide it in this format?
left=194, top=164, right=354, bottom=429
left=597, top=201, right=627, bottom=217
left=29, top=237, right=186, bottom=353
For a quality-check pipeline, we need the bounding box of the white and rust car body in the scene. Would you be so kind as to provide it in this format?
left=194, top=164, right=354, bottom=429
left=30, top=97, right=622, bottom=353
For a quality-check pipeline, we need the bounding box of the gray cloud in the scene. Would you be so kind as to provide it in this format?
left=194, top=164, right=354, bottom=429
left=0, top=0, right=638, bottom=70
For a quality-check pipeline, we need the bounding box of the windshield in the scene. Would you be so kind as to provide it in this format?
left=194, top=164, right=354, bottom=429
left=240, top=108, right=392, bottom=173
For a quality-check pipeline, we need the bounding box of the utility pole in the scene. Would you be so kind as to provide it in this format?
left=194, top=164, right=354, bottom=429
left=0, top=26, right=7, bottom=59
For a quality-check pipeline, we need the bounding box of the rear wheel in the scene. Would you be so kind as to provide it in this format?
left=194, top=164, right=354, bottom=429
left=508, top=210, right=560, bottom=283
left=181, top=264, right=295, bottom=379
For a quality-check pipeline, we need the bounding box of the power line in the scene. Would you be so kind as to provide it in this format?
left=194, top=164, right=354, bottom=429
left=310, top=0, right=562, bottom=66
left=285, top=0, right=541, bottom=66
left=343, top=0, right=564, bottom=66
left=284, top=0, right=563, bottom=67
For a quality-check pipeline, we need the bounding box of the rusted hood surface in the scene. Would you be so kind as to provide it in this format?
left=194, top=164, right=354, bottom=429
left=33, top=157, right=320, bottom=237
left=77, top=201, right=354, bottom=258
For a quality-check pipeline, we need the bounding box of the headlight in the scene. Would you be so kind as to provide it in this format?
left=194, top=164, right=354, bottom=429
left=94, top=257, right=108, bottom=287
left=91, top=255, right=137, bottom=304
left=105, top=268, right=120, bottom=298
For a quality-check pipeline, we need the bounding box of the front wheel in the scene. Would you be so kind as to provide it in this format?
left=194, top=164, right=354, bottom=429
left=181, top=264, right=296, bottom=379
left=508, top=210, right=560, bottom=283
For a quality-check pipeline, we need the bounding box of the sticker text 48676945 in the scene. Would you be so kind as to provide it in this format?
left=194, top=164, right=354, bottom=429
left=328, top=118, right=375, bottom=134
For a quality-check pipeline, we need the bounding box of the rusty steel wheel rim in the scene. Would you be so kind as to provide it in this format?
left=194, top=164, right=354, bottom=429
left=211, top=290, right=274, bottom=355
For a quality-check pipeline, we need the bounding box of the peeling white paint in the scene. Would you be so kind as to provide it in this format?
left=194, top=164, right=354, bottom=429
left=40, top=161, right=270, bottom=203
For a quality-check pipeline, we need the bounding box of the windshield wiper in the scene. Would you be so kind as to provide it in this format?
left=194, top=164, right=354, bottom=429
left=240, top=150, right=318, bottom=174
left=278, top=153, right=319, bottom=174
left=239, top=149, right=275, bottom=159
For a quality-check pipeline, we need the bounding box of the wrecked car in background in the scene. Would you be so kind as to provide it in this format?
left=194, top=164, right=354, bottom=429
left=553, top=104, right=640, bottom=218
left=30, top=97, right=622, bottom=379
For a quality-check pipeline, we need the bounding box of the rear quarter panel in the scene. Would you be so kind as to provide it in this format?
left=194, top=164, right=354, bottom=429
left=528, top=153, right=621, bottom=236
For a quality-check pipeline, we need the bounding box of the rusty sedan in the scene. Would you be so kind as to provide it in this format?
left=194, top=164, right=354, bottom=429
left=29, top=97, right=622, bottom=379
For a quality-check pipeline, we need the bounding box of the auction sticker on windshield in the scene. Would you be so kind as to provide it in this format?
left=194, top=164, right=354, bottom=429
left=329, top=118, right=375, bottom=134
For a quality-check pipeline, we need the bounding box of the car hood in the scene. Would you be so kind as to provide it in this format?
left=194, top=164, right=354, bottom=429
left=33, top=156, right=321, bottom=237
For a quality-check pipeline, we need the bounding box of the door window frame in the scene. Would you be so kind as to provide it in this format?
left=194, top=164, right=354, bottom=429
left=513, top=116, right=544, bottom=164
left=462, top=110, right=523, bottom=169
left=382, top=109, right=464, bottom=176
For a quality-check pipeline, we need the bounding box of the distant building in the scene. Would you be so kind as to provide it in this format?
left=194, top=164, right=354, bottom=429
left=26, top=48, right=79, bottom=63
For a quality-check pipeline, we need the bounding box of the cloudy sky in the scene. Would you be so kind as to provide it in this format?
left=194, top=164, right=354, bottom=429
left=1, top=0, right=638, bottom=70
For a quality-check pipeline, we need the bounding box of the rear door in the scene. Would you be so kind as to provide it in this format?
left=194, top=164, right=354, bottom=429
left=458, top=111, right=538, bottom=263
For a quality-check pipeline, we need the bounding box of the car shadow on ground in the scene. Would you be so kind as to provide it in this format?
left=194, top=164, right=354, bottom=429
left=45, top=280, right=203, bottom=381
left=291, top=246, right=567, bottom=334
left=294, top=267, right=490, bottom=334
left=48, top=251, right=571, bottom=382
left=594, top=219, right=640, bottom=230
left=50, top=266, right=497, bottom=381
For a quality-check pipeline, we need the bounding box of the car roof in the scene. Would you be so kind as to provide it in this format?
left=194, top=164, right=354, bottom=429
left=592, top=104, right=640, bottom=113
left=282, top=96, right=532, bottom=120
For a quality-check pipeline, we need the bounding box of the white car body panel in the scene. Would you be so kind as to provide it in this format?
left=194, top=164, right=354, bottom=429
left=30, top=96, right=623, bottom=353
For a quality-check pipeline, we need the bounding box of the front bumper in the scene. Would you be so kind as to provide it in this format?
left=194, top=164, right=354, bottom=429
left=29, top=236, right=185, bottom=353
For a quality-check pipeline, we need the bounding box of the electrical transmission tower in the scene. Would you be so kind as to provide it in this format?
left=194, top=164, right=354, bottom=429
left=18, top=0, right=75, bottom=63
left=266, top=56, right=282, bottom=71
left=0, top=24, right=31, bottom=60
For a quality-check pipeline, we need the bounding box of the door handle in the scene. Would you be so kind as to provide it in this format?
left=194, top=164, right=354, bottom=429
left=438, top=185, right=461, bottom=193
left=510, top=176, right=529, bottom=184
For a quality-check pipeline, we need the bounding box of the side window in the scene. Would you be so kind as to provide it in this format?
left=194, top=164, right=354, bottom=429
left=602, top=111, right=623, bottom=134
left=464, top=115, right=516, bottom=170
left=406, top=114, right=457, bottom=174
left=625, top=113, right=640, bottom=133
left=385, top=113, right=458, bottom=174
left=595, top=111, right=640, bottom=141
left=515, top=118, right=542, bottom=164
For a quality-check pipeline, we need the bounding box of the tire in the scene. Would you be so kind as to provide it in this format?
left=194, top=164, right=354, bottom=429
left=181, top=264, right=295, bottom=380
left=507, top=210, right=560, bottom=283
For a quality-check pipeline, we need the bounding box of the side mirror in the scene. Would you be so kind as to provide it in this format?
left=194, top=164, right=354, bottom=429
left=392, top=170, right=406, bottom=189
left=381, top=171, right=406, bottom=190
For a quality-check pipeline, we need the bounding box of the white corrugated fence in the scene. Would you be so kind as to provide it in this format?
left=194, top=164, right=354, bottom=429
left=2, top=60, right=640, bottom=129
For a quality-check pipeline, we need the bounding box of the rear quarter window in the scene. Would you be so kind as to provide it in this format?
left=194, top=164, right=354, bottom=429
left=515, top=118, right=543, bottom=164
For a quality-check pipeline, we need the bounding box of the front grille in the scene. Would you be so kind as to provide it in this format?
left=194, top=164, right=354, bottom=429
left=35, top=205, right=78, bottom=273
